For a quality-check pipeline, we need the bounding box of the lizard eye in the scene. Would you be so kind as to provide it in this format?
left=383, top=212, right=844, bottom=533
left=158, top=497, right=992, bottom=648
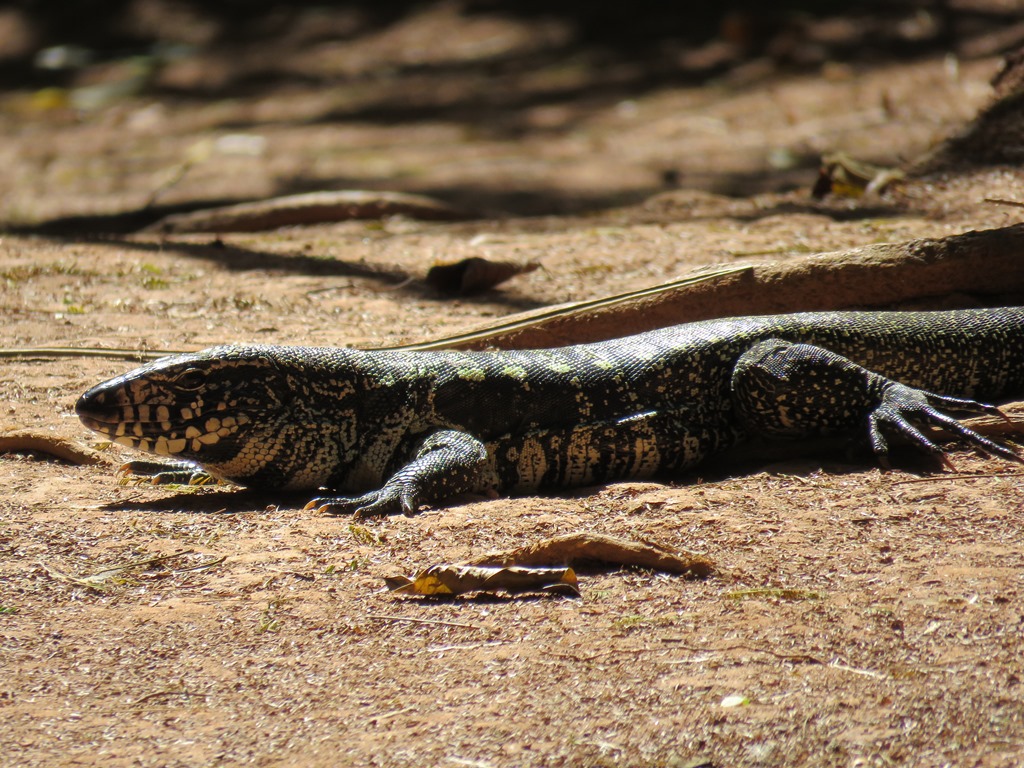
left=174, top=368, right=206, bottom=391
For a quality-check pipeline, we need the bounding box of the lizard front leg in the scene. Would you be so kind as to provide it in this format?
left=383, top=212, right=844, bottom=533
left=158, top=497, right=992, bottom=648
left=730, top=339, right=1019, bottom=464
left=306, top=429, right=490, bottom=517
left=118, top=459, right=221, bottom=486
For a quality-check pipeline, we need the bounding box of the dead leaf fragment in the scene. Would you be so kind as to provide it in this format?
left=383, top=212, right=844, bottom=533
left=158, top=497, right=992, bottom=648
left=465, top=532, right=714, bottom=578
left=812, top=152, right=904, bottom=199
left=425, top=257, right=540, bottom=294
left=385, top=564, right=579, bottom=597
left=0, top=429, right=112, bottom=466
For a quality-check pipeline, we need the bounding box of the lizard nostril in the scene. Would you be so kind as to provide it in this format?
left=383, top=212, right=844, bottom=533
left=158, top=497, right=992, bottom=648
left=76, top=382, right=123, bottom=425
left=75, top=387, right=106, bottom=420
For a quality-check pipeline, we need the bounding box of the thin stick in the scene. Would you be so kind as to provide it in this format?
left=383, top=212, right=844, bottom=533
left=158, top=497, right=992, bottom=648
left=829, top=661, right=884, bottom=679
left=660, top=638, right=826, bottom=665
left=133, top=688, right=196, bottom=706
left=0, top=346, right=180, bottom=361
left=368, top=705, right=416, bottom=723
left=172, top=556, right=226, bottom=573
left=366, top=613, right=483, bottom=630
left=88, top=550, right=193, bottom=578
left=983, top=197, right=1024, bottom=208
left=0, top=266, right=750, bottom=360
left=891, top=471, right=1021, bottom=485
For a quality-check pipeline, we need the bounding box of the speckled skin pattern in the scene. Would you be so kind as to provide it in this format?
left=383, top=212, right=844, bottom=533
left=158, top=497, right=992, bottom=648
left=76, top=308, right=1024, bottom=515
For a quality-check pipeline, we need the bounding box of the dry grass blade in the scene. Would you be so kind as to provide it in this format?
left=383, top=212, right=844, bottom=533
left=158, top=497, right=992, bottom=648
left=385, top=265, right=751, bottom=351
left=366, top=614, right=484, bottom=630
left=725, top=588, right=825, bottom=601
left=172, top=556, right=227, bottom=573
left=38, top=561, right=110, bottom=592
left=829, top=662, right=885, bottom=679
left=0, top=347, right=180, bottom=361
left=660, top=638, right=826, bottom=666
left=368, top=705, right=417, bottom=724
left=0, top=267, right=749, bottom=360
left=132, top=687, right=203, bottom=707
left=40, top=550, right=209, bottom=591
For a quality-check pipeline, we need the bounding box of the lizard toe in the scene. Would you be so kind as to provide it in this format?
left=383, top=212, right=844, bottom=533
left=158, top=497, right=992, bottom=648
left=305, top=488, right=410, bottom=517
left=304, top=494, right=366, bottom=516
left=871, top=383, right=1020, bottom=465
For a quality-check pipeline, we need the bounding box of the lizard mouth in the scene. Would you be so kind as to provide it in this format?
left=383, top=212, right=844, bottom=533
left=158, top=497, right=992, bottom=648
left=76, top=382, right=174, bottom=437
left=76, top=382, right=249, bottom=457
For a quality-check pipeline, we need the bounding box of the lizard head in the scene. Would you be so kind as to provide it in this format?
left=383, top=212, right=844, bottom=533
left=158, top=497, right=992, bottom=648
left=76, top=346, right=294, bottom=465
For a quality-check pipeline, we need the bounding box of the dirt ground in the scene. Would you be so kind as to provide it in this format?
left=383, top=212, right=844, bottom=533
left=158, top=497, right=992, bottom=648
left=3, top=4, right=1024, bottom=767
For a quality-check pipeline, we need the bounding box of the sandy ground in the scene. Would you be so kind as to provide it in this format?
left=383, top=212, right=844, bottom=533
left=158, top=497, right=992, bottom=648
left=3, top=4, right=1024, bottom=766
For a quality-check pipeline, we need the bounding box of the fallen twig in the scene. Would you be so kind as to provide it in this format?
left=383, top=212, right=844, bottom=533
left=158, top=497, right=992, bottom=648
left=0, top=347, right=180, bottom=361
left=983, top=197, right=1024, bottom=209
left=365, top=613, right=483, bottom=630
left=434, top=224, right=1024, bottom=350
left=173, top=556, right=227, bottom=573
left=367, top=705, right=417, bottom=724
left=0, top=266, right=748, bottom=360
left=7, top=225, right=1024, bottom=359
left=143, top=189, right=469, bottom=234
left=828, top=661, right=885, bottom=679
left=0, top=430, right=113, bottom=466
left=891, top=472, right=1022, bottom=485
left=133, top=688, right=196, bottom=706
left=660, top=638, right=826, bottom=666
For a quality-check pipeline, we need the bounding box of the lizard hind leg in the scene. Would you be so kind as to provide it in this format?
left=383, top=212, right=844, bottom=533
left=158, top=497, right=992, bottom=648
left=730, top=339, right=878, bottom=439
left=730, top=339, right=1019, bottom=464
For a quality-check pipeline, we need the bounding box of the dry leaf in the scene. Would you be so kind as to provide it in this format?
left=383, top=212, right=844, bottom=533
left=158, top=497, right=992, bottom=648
left=812, top=152, right=903, bottom=199
left=0, top=429, right=112, bottom=465
left=425, top=257, right=540, bottom=294
left=464, top=532, right=714, bottom=578
left=385, top=564, right=579, bottom=597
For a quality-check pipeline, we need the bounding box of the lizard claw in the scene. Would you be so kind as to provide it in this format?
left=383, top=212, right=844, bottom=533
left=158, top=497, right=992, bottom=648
left=305, top=484, right=420, bottom=517
left=869, top=383, right=1020, bottom=466
left=304, top=494, right=375, bottom=516
left=118, top=460, right=218, bottom=486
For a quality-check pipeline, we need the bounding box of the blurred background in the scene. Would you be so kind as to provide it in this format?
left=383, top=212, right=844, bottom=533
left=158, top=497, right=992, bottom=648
left=2, top=1, right=1023, bottom=225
